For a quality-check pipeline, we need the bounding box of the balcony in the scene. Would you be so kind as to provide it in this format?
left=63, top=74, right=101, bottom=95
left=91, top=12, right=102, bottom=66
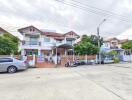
left=22, top=41, right=40, bottom=46
left=66, top=41, right=73, bottom=45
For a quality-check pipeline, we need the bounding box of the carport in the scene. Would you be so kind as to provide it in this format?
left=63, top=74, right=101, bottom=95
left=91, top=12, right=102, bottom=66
left=52, top=44, right=74, bottom=64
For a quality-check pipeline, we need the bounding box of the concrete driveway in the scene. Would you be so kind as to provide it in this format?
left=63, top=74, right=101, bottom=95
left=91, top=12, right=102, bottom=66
left=0, top=63, right=132, bottom=100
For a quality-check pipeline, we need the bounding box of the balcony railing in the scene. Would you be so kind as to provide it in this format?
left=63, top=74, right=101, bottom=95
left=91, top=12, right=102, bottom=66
left=22, top=41, right=74, bottom=47
left=22, top=41, right=41, bottom=46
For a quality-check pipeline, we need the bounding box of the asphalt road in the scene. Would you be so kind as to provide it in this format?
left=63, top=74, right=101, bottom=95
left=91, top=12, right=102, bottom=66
left=0, top=63, right=132, bottom=100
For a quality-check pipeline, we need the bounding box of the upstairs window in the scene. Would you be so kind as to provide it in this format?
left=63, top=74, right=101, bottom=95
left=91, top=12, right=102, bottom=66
left=56, top=40, right=62, bottom=43
left=29, top=37, right=38, bottom=45
left=44, top=37, right=50, bottom=42
left=30, top=28, right=32, bottom=31
left=30, top=28, right=35, bottom=32
left=66, top=40, right=72, bottom=45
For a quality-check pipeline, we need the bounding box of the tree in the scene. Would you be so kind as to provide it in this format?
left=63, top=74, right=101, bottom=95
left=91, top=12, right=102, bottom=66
left=81, top=35, right=103, bottom=46
left=90, top=35, right=103, bottom=46
left=0, top=33, right=19, bottom=55
left=74, top=35, right=100, bottom=55
left=107, top=50, right=118, bottom=57
left=122, top=40, right=132, bottom=49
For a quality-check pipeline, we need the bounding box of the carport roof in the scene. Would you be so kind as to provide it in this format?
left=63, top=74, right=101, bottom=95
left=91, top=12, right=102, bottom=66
left=56, top=44, right=73, bottom=49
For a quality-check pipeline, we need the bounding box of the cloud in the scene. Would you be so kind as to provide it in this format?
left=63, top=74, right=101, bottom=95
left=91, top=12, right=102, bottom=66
left=0, top=0, right=132, bottom=39
left=117, top=28, right=132, bottom=40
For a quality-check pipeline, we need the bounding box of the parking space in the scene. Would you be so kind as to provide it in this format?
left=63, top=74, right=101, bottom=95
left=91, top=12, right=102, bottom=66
left=0, top=63, right=132, bottom=100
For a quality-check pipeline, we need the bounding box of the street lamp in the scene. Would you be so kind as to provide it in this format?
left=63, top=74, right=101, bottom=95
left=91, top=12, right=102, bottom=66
left=97, top=19, right=106, bottom=64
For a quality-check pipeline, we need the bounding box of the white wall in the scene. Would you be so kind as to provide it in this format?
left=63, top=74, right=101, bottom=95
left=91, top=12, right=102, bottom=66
left=123, top=55, right=132, bottom=62
left=21, top=29, right=77, bottom=51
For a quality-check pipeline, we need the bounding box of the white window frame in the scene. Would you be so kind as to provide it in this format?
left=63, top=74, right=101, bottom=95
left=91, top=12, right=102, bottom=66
left=44, top=37, right=50, bottom=42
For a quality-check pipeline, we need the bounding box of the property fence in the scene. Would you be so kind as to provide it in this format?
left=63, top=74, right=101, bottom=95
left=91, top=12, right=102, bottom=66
left=0, top=55, right=96, bottom=68
left=60, top=55, right=96, bottom=66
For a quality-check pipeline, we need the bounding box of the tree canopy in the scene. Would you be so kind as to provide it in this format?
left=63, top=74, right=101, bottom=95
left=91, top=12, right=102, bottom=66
left=0, top=33, right=19, bottom=55
left=74, top=35, right=103, bottom=55
left=122, top=40, right=132, bottom=49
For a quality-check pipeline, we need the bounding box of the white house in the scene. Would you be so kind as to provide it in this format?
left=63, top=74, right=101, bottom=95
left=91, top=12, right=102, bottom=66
left=18, top=26, right=79, bottom=56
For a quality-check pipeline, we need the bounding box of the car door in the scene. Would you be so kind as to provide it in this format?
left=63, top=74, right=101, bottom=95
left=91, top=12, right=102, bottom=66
left=0, top=58, right=13, bottom=72
left=0, top=58, right=7, bottom=72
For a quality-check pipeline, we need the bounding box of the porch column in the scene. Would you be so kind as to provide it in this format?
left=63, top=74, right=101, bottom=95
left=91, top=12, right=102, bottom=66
left=38, top=49, right=41, bottom=55
left=21, top=49, right=25, bottom=56
left=129, top=49, right=132, bottom=62
left=73, top=49, right=75, bottom=61
left=55, top=47, right=58, bottom=64
left=51, top=49, right=54, bottom=55
left=65, top=48, right=67, bottom=56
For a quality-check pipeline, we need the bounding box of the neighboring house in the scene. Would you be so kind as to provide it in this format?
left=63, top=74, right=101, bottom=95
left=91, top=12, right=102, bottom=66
left=0, top=27, right=18, bottom=39
left=101, top=37, right=128, bottom=61
left=18, top=26, right=79, bottom=56
left=102, top=37, right=128, bottom=49
left=0, top=27, right=9, bottom=36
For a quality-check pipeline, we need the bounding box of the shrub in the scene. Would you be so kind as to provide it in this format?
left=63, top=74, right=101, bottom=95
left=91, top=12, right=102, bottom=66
left=113, top=58, right=120, bottom=63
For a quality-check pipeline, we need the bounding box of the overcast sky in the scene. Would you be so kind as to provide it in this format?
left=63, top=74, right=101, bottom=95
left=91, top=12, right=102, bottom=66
left=0, top=0, right=132, bottom=39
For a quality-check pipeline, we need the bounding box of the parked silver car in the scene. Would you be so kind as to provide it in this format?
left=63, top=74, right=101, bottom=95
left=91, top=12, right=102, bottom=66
left=0, top=57, right=28, bottom=73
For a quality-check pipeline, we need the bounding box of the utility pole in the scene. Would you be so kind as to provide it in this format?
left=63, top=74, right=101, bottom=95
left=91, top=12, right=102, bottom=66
left=97, top=19, right=106, bottom=64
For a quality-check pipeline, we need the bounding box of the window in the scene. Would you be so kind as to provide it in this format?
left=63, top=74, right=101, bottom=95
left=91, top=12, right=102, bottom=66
left=30, top=28, right=35, bottom=32
left=56, top=40, right=62, bottom=43
left=67, top=50, right=73, bottom=55
left=26, top=50, right=38, bottom=55
left=0, top=58, right=13, bottom=63
left=30, top=28, right=32, bottom=31
left=66, top=40, right=72, bottom=45
left=44, top=37, right=50, bottom=42
left=105, top=43, right=108, bottom=47
left=29, top=37, right=38, bottom=45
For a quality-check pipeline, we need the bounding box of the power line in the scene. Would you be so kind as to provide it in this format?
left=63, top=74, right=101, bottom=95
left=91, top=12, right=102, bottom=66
left=70, top=0, right=132, bottom=20
left=55, top=0, right=132, bottom=24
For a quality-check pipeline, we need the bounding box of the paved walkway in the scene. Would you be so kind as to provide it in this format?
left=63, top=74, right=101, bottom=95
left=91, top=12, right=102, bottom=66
left=0, top=63, right=132, bottom=100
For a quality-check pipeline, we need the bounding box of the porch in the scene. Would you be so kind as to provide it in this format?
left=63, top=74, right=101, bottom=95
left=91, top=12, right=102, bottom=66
left=21, top=44, right=96, bottom=68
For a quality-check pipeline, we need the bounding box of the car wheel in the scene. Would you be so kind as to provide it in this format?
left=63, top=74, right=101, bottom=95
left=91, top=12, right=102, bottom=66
left=7, top=66, right=17, bottom=73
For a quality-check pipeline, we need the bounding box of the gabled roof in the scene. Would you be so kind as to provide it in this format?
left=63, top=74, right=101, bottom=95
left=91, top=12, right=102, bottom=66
left=18, top=25, right=42, bottom=33
left=104, top=37, right=119, bottom=42
left=119, top=39, right=128, bottom=44
left=0, top=27, right=10, bottom=34
left=18, top=26, right=80, bottom=40
left=0, top=27, right=19, bottom=39
left=104, top=37, right=128, bottom=44
left=64, top=31, right=79, bottom=37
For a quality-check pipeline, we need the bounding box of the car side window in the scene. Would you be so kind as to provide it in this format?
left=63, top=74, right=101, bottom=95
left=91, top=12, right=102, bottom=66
left=0, top=58, right=13, bottom=63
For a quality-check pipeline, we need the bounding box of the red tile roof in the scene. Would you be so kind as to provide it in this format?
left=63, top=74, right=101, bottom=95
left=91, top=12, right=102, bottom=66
left=42, top=32, right=65, bottom=40
left=54, top=37, right=65, bottom=40
left=42, top=32, right=63, bottom=37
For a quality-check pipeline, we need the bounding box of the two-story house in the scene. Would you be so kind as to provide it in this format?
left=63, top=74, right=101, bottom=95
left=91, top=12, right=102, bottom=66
left=18, top=26, right=79, bottom=56
left=102, top=37, right=128, bottom=49
left=101, top=37, right=128, bottom=61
